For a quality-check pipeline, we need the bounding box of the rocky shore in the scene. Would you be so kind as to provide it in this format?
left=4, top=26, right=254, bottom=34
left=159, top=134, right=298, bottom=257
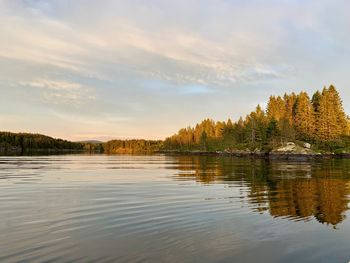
left=157, top=150, right=350, bottom=160
left=158, top=142, right=350, bottom=160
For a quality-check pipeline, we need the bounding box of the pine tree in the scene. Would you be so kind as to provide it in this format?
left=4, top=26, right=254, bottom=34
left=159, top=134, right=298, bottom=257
left=312, top=90, right=322, bottom=113
left=265, top=119, right=280, bottom=149
left=316, top=85, right=347, bottom=140
left=222, top=119, right=235, bottom=150
left=329, top=85, right=348, bottom=135
left=199, top=131, right=208, bottom=151
left=284, top=92, right=297, bottom=125
left=215, top=121, right=226, bottom=138
left=226, top=119, right=234, bottom=130
left=234, top=117, right=245, bottom=143
left=294, top=92, right=315, bottom=140
left=245, top=105, right=267, bottom=147
left=267, top=96, right=285, bottom=121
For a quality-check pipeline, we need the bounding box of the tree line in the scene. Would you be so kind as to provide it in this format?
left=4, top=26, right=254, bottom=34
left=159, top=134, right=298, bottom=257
left=163, top=85, right=350, bottom=152
left=0, top=132, right=84, bottom=153
left=104, top=139, right=163, bottom=154
left=0, top=132, right=161, bottom=154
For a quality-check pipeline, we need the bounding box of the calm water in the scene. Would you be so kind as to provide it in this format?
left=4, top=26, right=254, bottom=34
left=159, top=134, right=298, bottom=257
left=1, top=155, right=350, bottom=263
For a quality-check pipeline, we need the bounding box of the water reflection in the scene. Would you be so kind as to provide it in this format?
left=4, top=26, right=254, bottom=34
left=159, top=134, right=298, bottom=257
left=2, top=155, right=350, bottom=262
left=173, top=155, right=350, bottom=226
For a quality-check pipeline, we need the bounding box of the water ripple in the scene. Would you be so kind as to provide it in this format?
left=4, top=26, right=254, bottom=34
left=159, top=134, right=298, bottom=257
left=1, top=155, right=350, bottom=262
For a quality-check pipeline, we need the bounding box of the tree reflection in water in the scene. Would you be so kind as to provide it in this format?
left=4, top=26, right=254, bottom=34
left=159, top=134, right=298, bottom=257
left=173, top=155, right=350, bottom=226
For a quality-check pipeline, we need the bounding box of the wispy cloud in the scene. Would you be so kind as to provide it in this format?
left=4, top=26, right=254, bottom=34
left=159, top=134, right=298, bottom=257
left=0, top=0, right=294, bottom=88
left=21, top=79, right=96, bottom=105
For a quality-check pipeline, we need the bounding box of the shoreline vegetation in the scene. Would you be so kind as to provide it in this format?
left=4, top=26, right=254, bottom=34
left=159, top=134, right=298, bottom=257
left=156, top=150, right=350, bottom=161
left=160, top=85, right=350, bottom=158
left=0, top=132, right=103, bottom=155
left=2, top=85, right=350, bottom=159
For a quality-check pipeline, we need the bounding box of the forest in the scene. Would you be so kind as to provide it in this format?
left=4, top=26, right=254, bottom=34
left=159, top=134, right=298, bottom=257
left=104, top=139, right=163, bottom=154
left=0, top=132, right=85, bottom=154
left=0, top=132, right=159, bottom=155
left=163, top=85, right=350, bottom=153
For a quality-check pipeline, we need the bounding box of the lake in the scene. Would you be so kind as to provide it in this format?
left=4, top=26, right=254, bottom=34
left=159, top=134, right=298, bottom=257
left=1, top=154, right=350, bottom=262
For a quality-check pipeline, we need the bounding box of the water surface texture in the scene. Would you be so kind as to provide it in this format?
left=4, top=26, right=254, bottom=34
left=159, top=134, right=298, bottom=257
left=1, top=155, right=350, bottom=262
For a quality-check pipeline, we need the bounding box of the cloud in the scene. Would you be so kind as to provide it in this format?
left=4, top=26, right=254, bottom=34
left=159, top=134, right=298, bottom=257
left=0, top=0, right=296, bottom=89
left=179, top=85, right=214, bottom=95
left=22, top=79, right=96, bottom=105
left=1, top=0, right=350, bottom=140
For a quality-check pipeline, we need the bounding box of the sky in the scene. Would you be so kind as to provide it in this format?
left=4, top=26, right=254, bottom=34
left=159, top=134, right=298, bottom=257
left=1, top=0, right=350, bottom=141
